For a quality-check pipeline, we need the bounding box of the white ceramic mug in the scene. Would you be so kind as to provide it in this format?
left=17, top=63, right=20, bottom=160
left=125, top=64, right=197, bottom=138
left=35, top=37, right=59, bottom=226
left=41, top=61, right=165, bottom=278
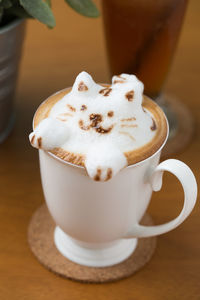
left=38, top=128, right=197, bottom=268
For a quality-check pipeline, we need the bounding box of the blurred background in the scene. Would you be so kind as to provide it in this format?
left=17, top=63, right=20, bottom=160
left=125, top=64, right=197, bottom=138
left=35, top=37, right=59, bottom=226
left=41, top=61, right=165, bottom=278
left=18, top=0, right=199, bottom=106
left=0, top=0, right=200, bottom=299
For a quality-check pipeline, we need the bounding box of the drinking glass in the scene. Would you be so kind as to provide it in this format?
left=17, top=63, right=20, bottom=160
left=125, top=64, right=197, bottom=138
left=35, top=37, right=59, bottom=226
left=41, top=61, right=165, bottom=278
left=102, top=0, right=191, bottom=153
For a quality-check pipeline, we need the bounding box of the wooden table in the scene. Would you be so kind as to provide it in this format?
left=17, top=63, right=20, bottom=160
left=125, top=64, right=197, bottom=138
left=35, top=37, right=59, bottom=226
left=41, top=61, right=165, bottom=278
left=0, top=1, right=199, bottom=299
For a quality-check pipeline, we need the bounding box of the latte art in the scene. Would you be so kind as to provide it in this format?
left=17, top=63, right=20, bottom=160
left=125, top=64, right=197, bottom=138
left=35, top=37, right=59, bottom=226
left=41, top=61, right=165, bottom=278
left=29, top=72, right=167, bottom=181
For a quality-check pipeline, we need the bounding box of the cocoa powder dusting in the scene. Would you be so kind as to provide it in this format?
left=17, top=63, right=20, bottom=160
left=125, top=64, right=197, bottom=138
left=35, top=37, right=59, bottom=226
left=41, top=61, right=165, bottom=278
left=90, top=113, right=113, bottom=134
left=107, top=111, right=114, bottom=117
left=37, top=137, right=42, bottom=148
left=121, top=124, right=138, bottom=128
left=113, top=80, right=124, bottom=84
left=79, top=114, right=113, bottom=134
left=80, top=104, right=87, bottom=111
left=117, top=74, right=126, bottom=80
left=106, top=168, right=113, bottom=181
left=119, top=131, right=135, bottom=141
left=56, top=117, right=67, bottom=122
left=150, top=118, right=157, bottom=131
left=99, top=87, right=112, bottom=97
left=96, top=125, right=113, bottom=134
left=78, top=81, right=88, bottom=91
left=121, top=117, right=136, bottom=122
left=58, top=113, right=73, bottom=117
left=90, top=114, right=103, bottom=128
left=143, top=108, right=147, bottom=113
left=79, top=120, right=90, bottom=131
left=31, top=134, right=35, bottom=144
left=125, top=90, right=134, bottom=101
left=94, top=168, right=101, bottom=181
left=67, top=104, right=76, bottom=112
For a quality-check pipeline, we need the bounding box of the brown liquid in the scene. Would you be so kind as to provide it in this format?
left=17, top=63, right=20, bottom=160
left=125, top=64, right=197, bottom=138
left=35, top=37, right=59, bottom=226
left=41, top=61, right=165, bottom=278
left=102, top=0, right=188, bottom=98
left=33, top=88, right=168, bottom=167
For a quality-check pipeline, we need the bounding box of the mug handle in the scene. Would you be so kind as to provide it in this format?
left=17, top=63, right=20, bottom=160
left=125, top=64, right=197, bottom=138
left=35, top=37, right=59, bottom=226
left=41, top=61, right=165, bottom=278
left=125, top=159, right=197, bottom=238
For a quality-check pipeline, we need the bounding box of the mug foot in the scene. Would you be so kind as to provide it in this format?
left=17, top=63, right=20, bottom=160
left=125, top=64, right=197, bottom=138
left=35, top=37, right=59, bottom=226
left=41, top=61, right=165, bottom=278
left=54, top=226, right=138, bottom=267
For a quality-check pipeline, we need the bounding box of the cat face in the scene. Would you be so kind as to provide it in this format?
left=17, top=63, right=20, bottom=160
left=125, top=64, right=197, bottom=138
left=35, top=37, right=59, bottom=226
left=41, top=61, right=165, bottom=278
left=49, top=72, right=152, bottom=145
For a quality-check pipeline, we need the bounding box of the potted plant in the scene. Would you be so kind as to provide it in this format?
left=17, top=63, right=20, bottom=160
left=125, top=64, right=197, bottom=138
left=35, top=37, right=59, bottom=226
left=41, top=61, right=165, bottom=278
left=0, top=0, right=99, bottom=143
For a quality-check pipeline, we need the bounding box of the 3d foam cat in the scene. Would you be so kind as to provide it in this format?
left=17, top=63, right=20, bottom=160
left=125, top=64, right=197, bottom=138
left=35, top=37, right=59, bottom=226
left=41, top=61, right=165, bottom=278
left=29, top=72, right=157, bottom=181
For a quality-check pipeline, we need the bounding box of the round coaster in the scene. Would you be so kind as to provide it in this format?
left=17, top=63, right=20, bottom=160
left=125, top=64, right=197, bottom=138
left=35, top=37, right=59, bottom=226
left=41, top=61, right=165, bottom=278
left=28, top=204, right=157, bottom=283
left=159, top=94, right=194, bottom=158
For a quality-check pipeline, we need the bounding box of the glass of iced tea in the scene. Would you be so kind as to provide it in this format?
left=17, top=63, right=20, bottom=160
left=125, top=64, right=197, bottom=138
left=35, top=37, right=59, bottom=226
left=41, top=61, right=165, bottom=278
left=102, top=0, right=191, bottom=154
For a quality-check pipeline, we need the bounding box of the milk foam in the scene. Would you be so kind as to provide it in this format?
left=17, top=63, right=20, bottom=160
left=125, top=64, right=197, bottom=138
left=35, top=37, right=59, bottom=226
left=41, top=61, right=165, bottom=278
left=29, top=71, right=157, bottom=181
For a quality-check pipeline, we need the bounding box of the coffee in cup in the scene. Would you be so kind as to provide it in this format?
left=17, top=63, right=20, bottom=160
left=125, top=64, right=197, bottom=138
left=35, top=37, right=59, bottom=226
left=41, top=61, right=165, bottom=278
left=30, top=72, right=167, bottom=181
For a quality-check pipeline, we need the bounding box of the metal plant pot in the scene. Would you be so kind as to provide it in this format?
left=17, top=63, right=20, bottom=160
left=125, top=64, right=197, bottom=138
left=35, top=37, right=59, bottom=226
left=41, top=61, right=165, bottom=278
left=0, top=18, right=26, bottom=143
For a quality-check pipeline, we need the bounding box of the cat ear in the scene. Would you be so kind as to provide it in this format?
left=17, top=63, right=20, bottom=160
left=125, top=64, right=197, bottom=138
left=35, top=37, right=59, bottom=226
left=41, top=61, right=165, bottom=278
left=112, top=73, right=143, bottom=87
left=72, top=71, right=97, bottom=95
left=112, top=74, right=144, bottom=106
left=112, top=74, right=127, bottom=84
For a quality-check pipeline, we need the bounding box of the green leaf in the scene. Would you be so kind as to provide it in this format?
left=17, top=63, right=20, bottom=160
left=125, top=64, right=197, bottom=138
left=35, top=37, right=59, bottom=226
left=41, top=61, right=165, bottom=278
left=45, top=0, right=51, bottom=7
left=0, top=7, right=3, bottom=22
left=1, top=0, right=12, bottom=9
left=19, top=0, right=55, bottom=27
left=64, top=0, right=100, bottom=18
left=7, top=5, right=31, bottom=18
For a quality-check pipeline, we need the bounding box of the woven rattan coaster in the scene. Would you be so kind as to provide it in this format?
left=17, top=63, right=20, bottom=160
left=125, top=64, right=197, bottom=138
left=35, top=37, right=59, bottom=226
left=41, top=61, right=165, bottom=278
left=28, top=204, right=157, bottom=283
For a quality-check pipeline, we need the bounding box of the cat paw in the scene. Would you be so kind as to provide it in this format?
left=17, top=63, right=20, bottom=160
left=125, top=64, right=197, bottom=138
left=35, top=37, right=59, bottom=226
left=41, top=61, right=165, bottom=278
left=29, top=118, right=69, bottom=150
left=29, top=132, right=43, bottom=149
left=85, top=142, right=127, bottom=182
left=92, top=167, right=114, bottom=182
